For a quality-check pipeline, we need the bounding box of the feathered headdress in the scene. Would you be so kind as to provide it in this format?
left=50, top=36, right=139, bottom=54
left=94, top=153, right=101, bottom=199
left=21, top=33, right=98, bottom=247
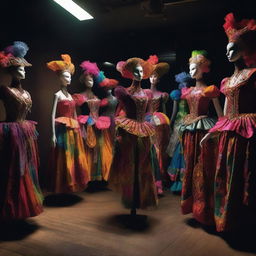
left=147, top=55, right=170, bottom=78
left=47, top=54, right=75, bottom=74
left=95, top=70, right=118, bottom=89
left=223, top=13, right=256, bottom=42
left=0, top=41, right=31, bottom=67
left=80, top=60, right=99, bottom=76
left=116, top=57, right=154, bottom=79
left=189, top=50, right=211, bottom=73
left=175, top=72, right=192, bottom=89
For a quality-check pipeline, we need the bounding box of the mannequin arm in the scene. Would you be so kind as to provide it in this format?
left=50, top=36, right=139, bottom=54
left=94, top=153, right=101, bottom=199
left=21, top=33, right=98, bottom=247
left=212, top=98, right=223, bottom=117
left=51, top=94, right=59, bottom=147
left=200, top=132, right=218, bottom=147
left=223, top=98, right=227, bottom=116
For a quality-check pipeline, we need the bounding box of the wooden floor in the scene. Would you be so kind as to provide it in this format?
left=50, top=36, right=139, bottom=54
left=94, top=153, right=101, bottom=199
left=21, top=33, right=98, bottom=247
left=1, top=189, right=256, bottom=256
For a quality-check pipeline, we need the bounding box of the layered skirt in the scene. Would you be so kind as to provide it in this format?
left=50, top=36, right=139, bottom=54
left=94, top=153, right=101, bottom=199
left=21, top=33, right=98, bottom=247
left=0, top=121, right=43, bottom=219
left=49, top=118, right=89, bottom=193
left=180, top=117, right=218, bottom=225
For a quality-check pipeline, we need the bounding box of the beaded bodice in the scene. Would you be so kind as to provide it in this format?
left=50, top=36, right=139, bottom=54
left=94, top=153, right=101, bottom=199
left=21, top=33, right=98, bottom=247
left=0, top=86, right=32, bottom=122
left=56, top=99, right=76, bottom=119
left=221, top=68, right=256, bottom=119
left=115, top=86, right=150, bottom=122
left=185, top=87, right=211, bottom=117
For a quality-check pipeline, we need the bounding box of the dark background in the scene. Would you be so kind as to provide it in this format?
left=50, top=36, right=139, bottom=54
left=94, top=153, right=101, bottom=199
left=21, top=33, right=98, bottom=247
left=0, top=0, right=255, bottom=175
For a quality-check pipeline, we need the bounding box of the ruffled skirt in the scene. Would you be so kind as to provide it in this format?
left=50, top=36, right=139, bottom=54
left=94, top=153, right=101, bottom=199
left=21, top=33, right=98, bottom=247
left=0, top=121, right=43, bottom=219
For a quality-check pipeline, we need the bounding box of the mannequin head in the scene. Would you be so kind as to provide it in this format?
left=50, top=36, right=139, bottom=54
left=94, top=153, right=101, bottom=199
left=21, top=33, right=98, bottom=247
left=226, top=42, right=242, bottom=63
left=80, top=74, right=94, bottom=88
left=10, top=66, right=26, bottom=81
left=189, top=63, right=204, bottom=80
left=117, top=57, right=154, bottom=80
left=189, top=50, right=210, bottom=80
left=133, top=64, right=143, bottom=81
left=59, top=70, right=71, bottom=86
left=223, top=13, right=256, bottom=67
left=149, top=72, right=159, bottom=86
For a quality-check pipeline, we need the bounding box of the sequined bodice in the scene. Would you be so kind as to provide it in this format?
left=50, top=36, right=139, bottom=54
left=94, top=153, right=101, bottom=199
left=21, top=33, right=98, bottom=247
left=221, top=69, right=256, bottom=119
left=0, top=86, right=32, bottom=122
left=152, top=97, right=161, bottom=112
left=81, top=97, right=101, bottom=119
left=56, top=100, right=76, bottom=118
left=184, top=87, right=211, bottom=117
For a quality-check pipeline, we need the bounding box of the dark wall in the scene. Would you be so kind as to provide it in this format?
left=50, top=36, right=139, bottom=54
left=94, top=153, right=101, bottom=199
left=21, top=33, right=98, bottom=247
left=0, top=0, right=255, bottom=175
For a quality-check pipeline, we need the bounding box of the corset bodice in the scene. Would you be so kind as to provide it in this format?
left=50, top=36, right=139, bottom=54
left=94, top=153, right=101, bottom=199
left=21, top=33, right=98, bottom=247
left=221, top=68, right=256, bottom=118
left=0, top=86, right=32, bottom=122
left=184, top=87, right=211, bottom=117
left=56, top=99, right=76, bottom=118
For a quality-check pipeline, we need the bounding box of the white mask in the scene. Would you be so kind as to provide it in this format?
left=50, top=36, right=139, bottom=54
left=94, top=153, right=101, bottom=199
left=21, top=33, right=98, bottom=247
left=226, top=42, right=242, bottom=63
left=59, top=71, right=71, bottom=86
left=133, top=65, right=143, bottom=81
left=189, top=63, right=203, bottom=80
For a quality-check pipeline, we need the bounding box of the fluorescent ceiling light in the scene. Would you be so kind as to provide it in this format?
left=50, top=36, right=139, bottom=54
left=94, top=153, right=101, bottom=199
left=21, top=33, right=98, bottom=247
left=53, top=0, right=94, bottom=21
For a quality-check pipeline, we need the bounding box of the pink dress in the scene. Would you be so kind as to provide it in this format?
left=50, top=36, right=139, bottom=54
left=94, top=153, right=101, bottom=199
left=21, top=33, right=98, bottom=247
left=209, top=68, right=256, bottom=231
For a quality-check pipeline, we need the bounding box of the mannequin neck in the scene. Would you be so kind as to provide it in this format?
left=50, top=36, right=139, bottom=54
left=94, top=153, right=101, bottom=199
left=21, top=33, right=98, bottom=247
left=150, top=83, right=158, bottom=91
left=234, top=58, right=247, bottom=73
left=131, top=80, right=141, bottom=89
left=61, top=85, right=69, bottom=97
left=195, top=78, right=206, bottom=88
left=11, top=78, right=22, bottom=90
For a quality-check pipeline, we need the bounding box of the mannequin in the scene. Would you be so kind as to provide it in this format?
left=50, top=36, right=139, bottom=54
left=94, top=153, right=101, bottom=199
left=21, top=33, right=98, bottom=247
left=147, top=55, right=170, bottom=194
left=166, top=72, right=191, bottom=193
left=47, top=54, right=89, bottom=193
left=73, top=61, right=111, bottom=182
left=108, top=57, right=158, bottom=217
left=200, top=13, right=256, bottom=232
left=0, top=41, right=43, bottom=220
left=180, top=50, right=223, bottom=225
left=96, top=72, right=119, bottom=180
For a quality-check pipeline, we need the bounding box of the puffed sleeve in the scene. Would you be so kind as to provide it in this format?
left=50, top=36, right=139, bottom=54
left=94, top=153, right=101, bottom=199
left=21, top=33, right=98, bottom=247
left=220, top=78, right=229, bottom=94
left=202, top=85, right=220, bottom=98
left=114, top=86, right=128, bottom=101
left=170, top=89, right=181, bottom=101
left=72, top=93, right=86, bottom=106
left=181, top=87, right=190, bottom=99
left=143, top=89, right=153, bottom=99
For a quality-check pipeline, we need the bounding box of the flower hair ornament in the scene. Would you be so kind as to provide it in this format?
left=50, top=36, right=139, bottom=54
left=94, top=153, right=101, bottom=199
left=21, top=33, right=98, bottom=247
left=47, top=54, right=75, bottom=74
left=147, top=55, right=170, bottom=78
left=189, top=50, right=211, bottom=73
left=0, top=41, right=32, bottom=68
left=116, top=57, right=155, bottom=79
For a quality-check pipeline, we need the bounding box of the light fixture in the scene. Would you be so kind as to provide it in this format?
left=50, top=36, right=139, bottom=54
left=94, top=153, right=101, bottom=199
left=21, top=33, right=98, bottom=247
left=53, top=0, right=94, bottom=21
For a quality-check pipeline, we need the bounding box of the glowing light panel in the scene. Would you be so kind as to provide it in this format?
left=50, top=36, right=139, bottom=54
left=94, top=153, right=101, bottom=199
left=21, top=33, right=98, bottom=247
left=53, top=0, right=94, bottom=21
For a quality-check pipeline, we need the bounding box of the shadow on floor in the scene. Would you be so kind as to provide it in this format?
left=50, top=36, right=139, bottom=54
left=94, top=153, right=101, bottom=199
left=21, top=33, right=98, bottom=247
left=97, top=213, right=159, bottom=235
left=0, top=219, right=39, bottom=241
left=185, top=217, right=256, bottom=253
left=85, top=181, right=110, bottom=193
left=43, top=193, right=83, bottom=207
